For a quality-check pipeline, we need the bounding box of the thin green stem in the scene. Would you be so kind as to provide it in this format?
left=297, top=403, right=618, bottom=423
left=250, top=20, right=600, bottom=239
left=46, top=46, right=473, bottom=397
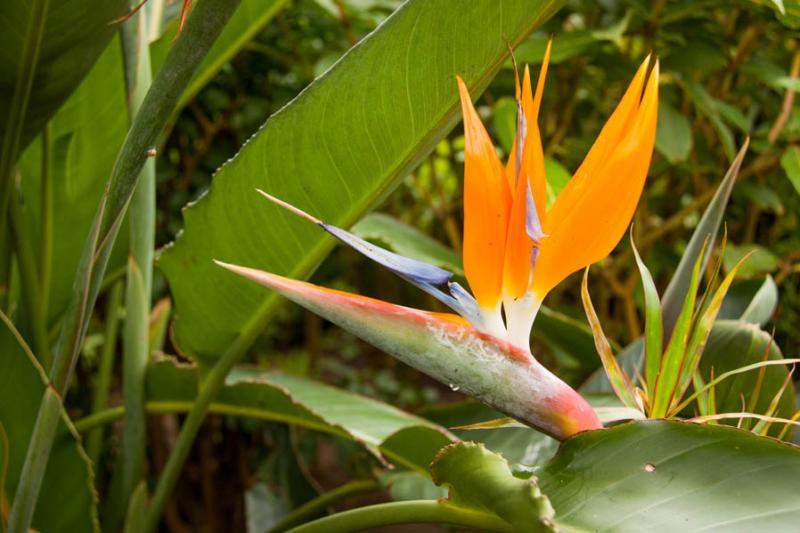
left=8, top=181, right=52, bottom=369
left=7, top=2, right=242, bottom=530
left=85, top=281, right=124, bottom=466
left=142, top=330, right=255, bottom=533
left=38, top=124, right=53, bottom=325
left=119, top=0, right=156, bottom=513
left=284, top=500, right=513, bottom=533
left=269, top=479, right=380, bottom=533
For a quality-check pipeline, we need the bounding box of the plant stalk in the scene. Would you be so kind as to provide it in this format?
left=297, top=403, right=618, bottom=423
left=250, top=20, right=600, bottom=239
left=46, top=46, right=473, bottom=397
left=38, top=125, right=53, bottom=326
left=269, top=479, right=380, bottom=533
left=283, top=500, right=513, bottom=533
left=85, top=281, right=124, bottom=467
left=142, top=330, right=256, bottom=532
left=8, top=180, right=52, bottom=369
left=119, top=0, right=156, bottom=512
left=7, top=1, right=242, bottom=530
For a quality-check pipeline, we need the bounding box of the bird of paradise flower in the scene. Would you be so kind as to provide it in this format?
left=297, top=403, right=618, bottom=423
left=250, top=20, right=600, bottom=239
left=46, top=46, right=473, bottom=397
left=217, top=42, right=659, bottom=440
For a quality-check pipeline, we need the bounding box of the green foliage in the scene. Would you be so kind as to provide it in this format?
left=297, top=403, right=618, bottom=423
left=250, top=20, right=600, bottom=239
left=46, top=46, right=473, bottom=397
left=0, top=0, right=127, bottom=151
left=539, top=420, right=800, bottom=530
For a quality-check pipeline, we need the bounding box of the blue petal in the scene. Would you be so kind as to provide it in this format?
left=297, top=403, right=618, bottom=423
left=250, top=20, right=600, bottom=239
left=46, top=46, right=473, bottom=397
left=320, top=222, right=488, bottom=327
left=322, top=223, right=453, bottom=285
left=525, top=181, right=545, bottom=243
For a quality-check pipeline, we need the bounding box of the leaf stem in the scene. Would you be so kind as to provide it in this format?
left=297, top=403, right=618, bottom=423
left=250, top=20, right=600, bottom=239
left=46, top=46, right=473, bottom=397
left=8, top=180, right=52, bottom=369
left=85, top=281, right=124, bottom=467
left=119, top=0, right=156, bottom=512
left=142, top=331, right=256, bottom=532
left=269, top=479, right=380, bottom=533
left=283, top=500, right=513, bottom=533
left=7, top=1, right=242, bottom=530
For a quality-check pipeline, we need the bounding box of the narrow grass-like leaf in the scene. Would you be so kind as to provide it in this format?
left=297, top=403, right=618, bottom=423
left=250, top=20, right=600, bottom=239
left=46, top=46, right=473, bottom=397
left=668, top=254, right=747, bottom=415
left=661, top=141, right=748, bottom=338
left=630, top=231, right=662, bottom=408
left=754, top=368, right=795, bottom=436
left=581, top=269, right=640, bottom=411
left=674, top=358, right=800, bottom=414
left=651, top=242, right=706, bottom=418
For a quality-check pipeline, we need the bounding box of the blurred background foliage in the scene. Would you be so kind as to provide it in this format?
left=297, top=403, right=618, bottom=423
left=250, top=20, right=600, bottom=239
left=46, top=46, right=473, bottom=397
left=68, top=0, right=800, bottom=529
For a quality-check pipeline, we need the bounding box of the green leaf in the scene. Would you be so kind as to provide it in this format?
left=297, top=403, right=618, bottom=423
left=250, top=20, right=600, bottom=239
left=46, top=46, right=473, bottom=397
left=0, top=320, right=98, bottom=532
left=780, top=145, right=800, bottom=195
left=430, top=442, right=555, bottom=532
left=655, top=100, right=692, bottom=163
left=740, top=275, right=779, bottom=325
left=493, top=96, right=517, bottom=153
left=683, top=79, right=736, bottom=160
left=18, top=37, right=128, bottom=326
left=350, top=212, right=463, bottom=274
left=146, top=358, right=453, bottom=472
left=0, top=0, right=127, bottom=152
left=149, top=0, right=289, bottom=111
left=661, top=141, right=747, bottom=340
left=543, top=157, right=570, bottom=208
left=723, top=244, right=779, bottom=278
left=539, top=420, right=800, bottom=531
left=158, top=0, right=565, bottom=361
left=631, top=236, right=663, bottom=406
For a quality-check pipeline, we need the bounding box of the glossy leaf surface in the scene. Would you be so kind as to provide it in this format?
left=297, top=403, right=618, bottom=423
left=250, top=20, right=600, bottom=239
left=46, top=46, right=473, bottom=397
left=540, top=420, right=800, bottom=531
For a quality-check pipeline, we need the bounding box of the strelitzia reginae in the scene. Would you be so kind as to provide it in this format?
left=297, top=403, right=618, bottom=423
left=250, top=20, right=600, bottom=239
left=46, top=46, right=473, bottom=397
left=217, top=44, right=659, bottom=440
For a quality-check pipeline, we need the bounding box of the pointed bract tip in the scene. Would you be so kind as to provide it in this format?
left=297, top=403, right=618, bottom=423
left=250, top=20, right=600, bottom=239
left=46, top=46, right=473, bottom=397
left=256, top=189, right=321, bottom=225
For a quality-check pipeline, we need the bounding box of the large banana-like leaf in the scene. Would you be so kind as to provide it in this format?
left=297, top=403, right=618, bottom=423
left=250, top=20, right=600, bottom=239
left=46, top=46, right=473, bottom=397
left=18, top=38, right=128, bottom=326
left=0, top=0, right=127, bottom=152
left=159, top=0, right=565, bottom=361
left=539, top=420, right=800, bottom=530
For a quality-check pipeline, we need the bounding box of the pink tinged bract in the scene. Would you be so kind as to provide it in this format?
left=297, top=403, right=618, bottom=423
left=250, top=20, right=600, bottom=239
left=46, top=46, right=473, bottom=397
left=215, top=261, right=601, bottom=440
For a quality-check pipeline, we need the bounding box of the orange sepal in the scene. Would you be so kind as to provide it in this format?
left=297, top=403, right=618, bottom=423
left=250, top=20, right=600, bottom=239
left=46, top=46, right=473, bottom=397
left=457, top=76, right=511, bottom=309
left=531, top=58, right=659, bottom=298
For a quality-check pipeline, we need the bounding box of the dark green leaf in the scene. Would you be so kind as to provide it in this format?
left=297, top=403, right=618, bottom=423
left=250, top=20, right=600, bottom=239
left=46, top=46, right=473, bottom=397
left=0, top=0, right=126, bottom=151
left=540, top=420, right=800, bottom=530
